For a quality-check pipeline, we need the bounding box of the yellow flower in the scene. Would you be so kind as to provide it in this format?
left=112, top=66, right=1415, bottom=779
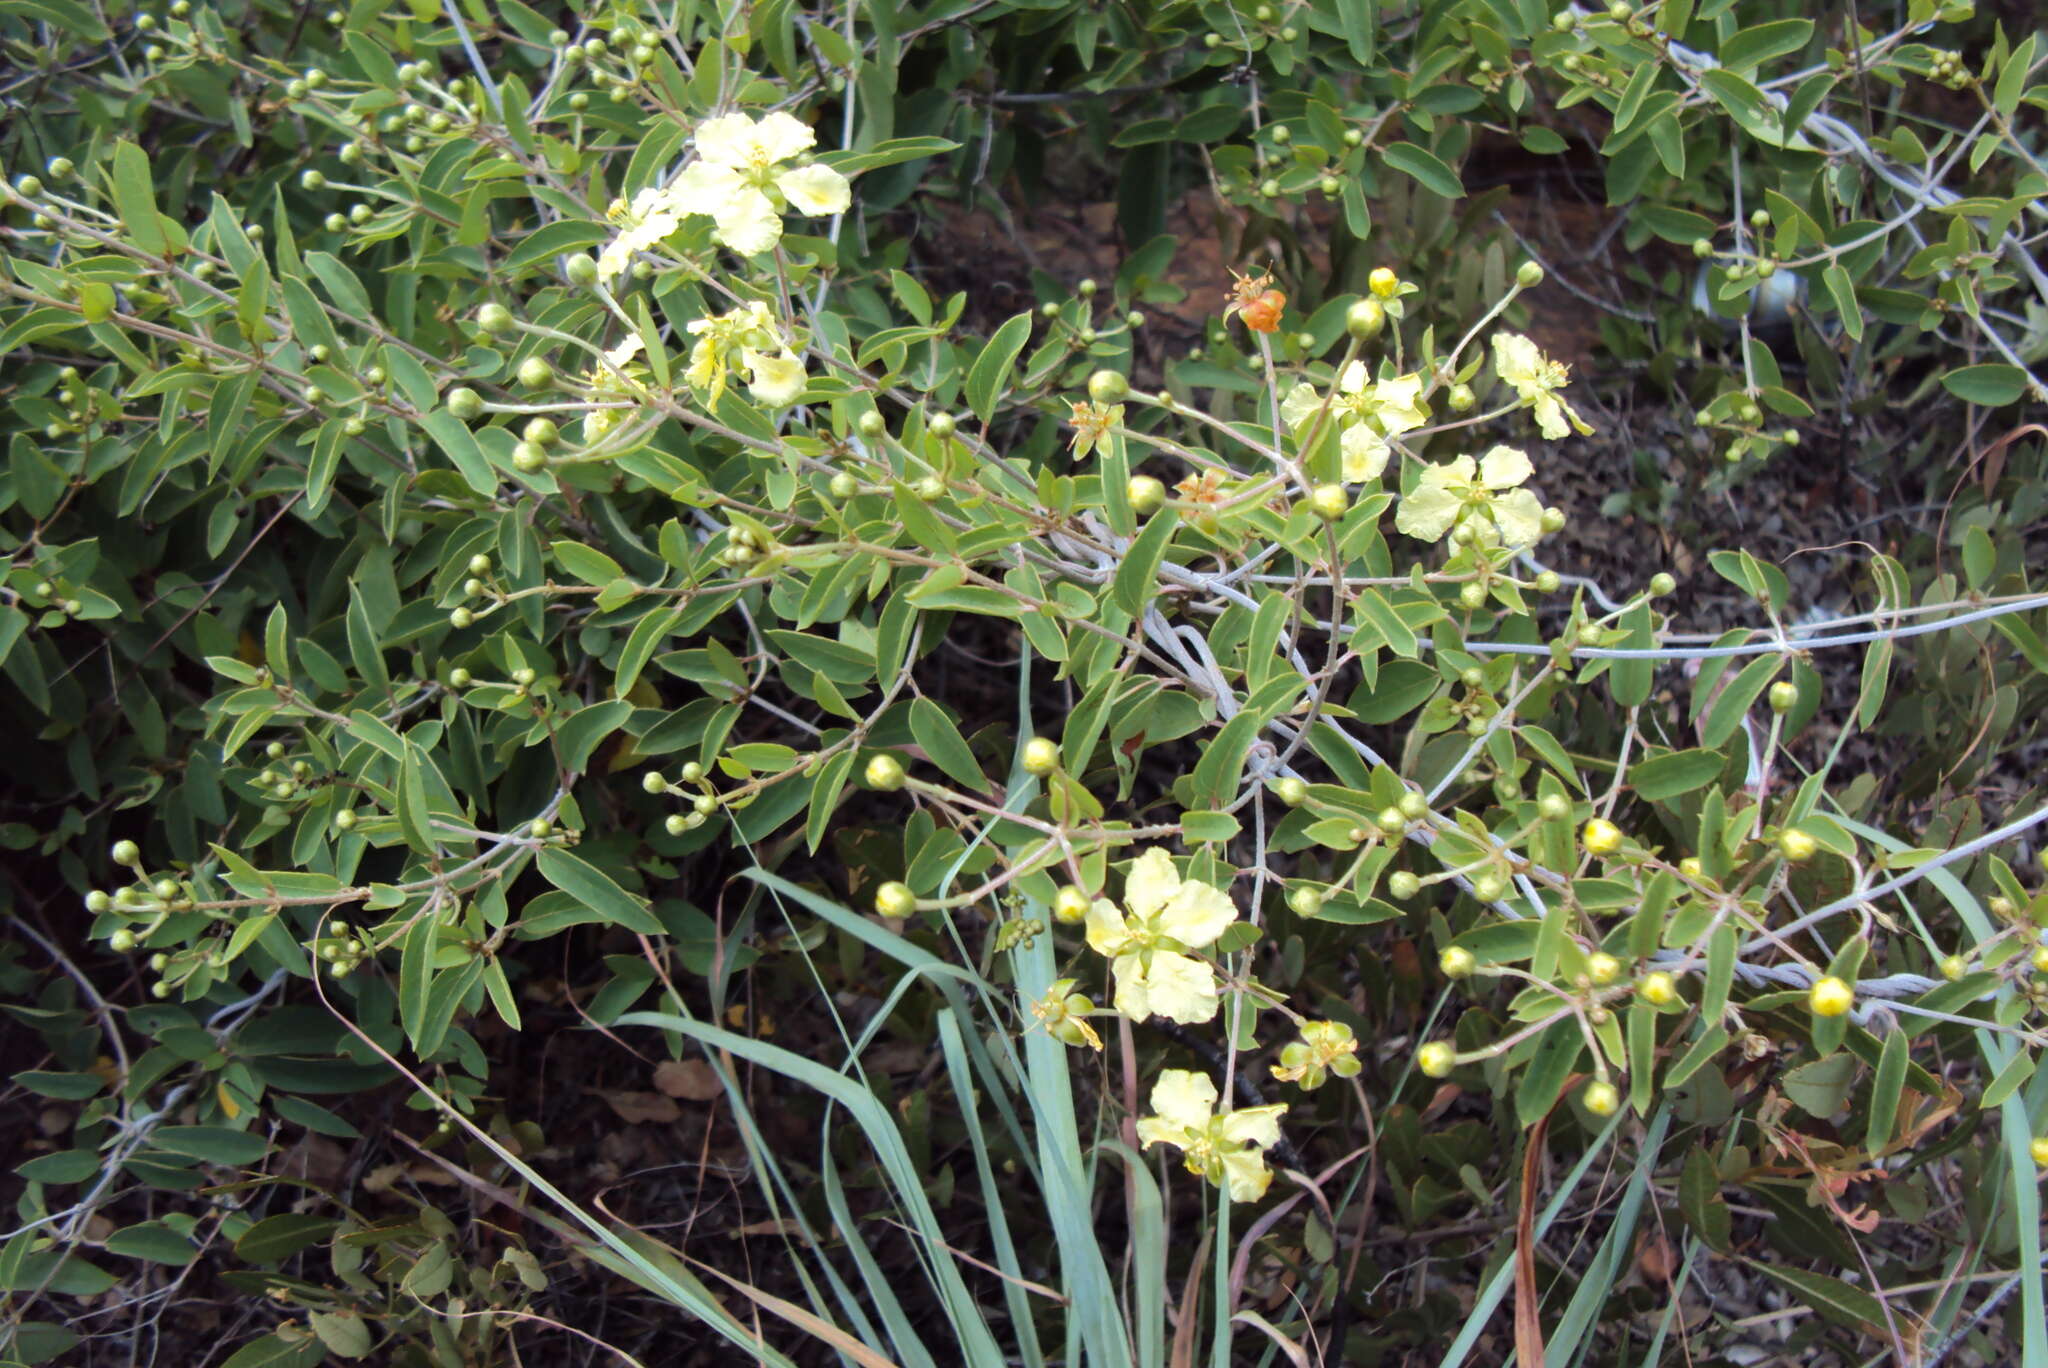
left=669, top=111, right=852, bottom=257
left=580, top=336, right=646, bottom=444
left=1084, top=848, right=1238, bottom=1024
left=1394, top=445, right=1544, bottom=549
left=1135, top=1069, right=1287, bottom=1202
left=686, top=302, right=807, bottom=408
left=1270, top=1020, right=1361, bottom=1091
left=1027, top=978, right=1102, bottom=1051
left=1280, top=365, right=1429, bottom=483
left=598, top=186, right=683, bottom=284
left=1491, top=332, right=1592, bottom=440
left=1066, top=399, right=1123, bottom=459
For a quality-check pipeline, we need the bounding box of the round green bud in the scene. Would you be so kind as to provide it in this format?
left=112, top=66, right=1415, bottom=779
left=516, top=356, right=553, bottom=389
left=912, top=475, right=944, bottom=502
left=85, top=890, right=112, bottom=914
left=112, top=839, right=141, bottom=867
left=325, top=212, right=348, bottom=232
left=512, top=441, right=547, bottom=470
left=1021, top=737, right=1060, bottom=777
left=286, top=79, right=306, bottom=98
left=1127, top=475, right=1168, bottom=516
left=1086, top=369, right=1129, bottom=404
left=691, top=793, right=717, bottom=817
left=927, top=412, right=956, bottom=439
left=1768, top=681, right=1798, bottom=713
left=1540, top=506, right=1568, bottom=534
left=1749, top=208, right=1771, bottom=229
left=152, top=878, right=179, bottom=900
left=680, top=762, right=704, bottom=783
left=1076, top=278, right=1097, bottom=298
left=1646, top=572, right=1676, bottom=597
left=1534, top=570, right=1561, bottom=594
left=334, top=809, right=356, bottom=830
left=110, top=929, right=138, bottom=953
left=1052, top=886, right=1090, bottom=924
left=300, top=169, right=327, bottom=192
left=527, top=819, right=552, bottom=839
left=476, top=303, right=515, bottom=334
left=1538, top=792, right=1572, bottom=822
left=1269, top=125, right=1291, bottom=144
left=1279, top=24, right=1298, bottom=40
left=856, top=410, right=887, bottom=440
left=1459, top=581, right=1487, bottom=610
left=1343, top=128, right=1364, bottom=146
left=1472, top=872, right=1507, bottom=901
left=642, top=770, right=667, bottom=795
left=1204, top=31, right=1221, bottom=47
left=1446, top=382, right=1476, bottom=413
left=568, top=93, right=589, bottom=111
left=1516, top=261, right=1545, bottom=287
left=521, top=417, right=558, bottom=447
left=1258, top=178, right=1280, bottom=199
left=1417, top=1041, right=1456, bottom=1078
left=302, top=385, right=326, bottom=407
left=1606, top=0, right=1630, bottom=18
left=1288, top=885, right=1324, bottom=918
left=342, top=416, right=367, bottom=437
left=1755, top=257, right=1776, bottom=279
left=1938, top=953, right=1967, bottom=982
left=1319, top=176, right=1340, bottom=196
left=865, top=754, right=906, bottom=791
left=1308, top=484, right=1349, bottom=521
left=46, top=156, right=75, bottom=180
left=1552, top=9, right=1576, bottom=29
left=1692, top=237, right=1714, bottom=259
left=1345, top=297, right=1386, bottom=341
left=874, top=881, right=916, bottom=918
left=665, top=813, right=689, bottom=837
left=511, top=667, right=538, bottom=687
left=1274, top=777, right=1308, bottom=807
left=150, top=953, right=169, bottom=972
left=448, top=668, right=472, bottom=688
left=449, top=607, right=474, bottom=629
left=1387, top=871, right=1421, bottom=899
left=566, top=254, right=598, bottom=287
left=828, top=472, right=859, bottom=500
left=1396, top=791, right=1427, bottom=822
left=1581, top=1080, right=1620, bottom=1116
left=1440, top=946, right=1477, bottom=978
left=1376, top=806, right=1408, bottom=834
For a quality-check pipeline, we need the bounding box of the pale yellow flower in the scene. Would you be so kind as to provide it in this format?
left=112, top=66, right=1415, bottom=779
left=1027, top=978, right=1102, bottom=1051
left=598, top=187, right=684, bottom=284
left=1135, top=1069, right=1287, bottom=1202
left=1084, top=848, right=1237, bottom=1024
left=686, top=302, right=807, bottom=408
left=1395, top=445, right=1544, bottom=548
left=669, top=111, right=853, bottom=257
left=580, top=336, right=646, bottom=444
left=1492, top=332, right=1591, bottom=439
left=1271, top=1020, right=1362, bottom=1091
left=1279, top=365, right=1429, bottom=484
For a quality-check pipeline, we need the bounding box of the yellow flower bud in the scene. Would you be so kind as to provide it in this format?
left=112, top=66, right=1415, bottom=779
left=1808, top=975, right=1854, bottom=1017
left=1587, top=952, right=1623, bottom=985
left=1417, top=1041, right=1456, bottom=1078
left=1638, top=971, right=1679, bottom=1006
left=1368, top=267, right=1399, bottom=298
left=1439, top=946, right=1477, bottom=978
left=1052, top=886, right=1090, bottom=924
left=1581, top=817, right=1623, bottom=856
left=1778, top=827, right=1818, bottom=863
left=1020, top=737, right=1060, bottom=776
left=1581, top=1080, right=1620, bottom=1116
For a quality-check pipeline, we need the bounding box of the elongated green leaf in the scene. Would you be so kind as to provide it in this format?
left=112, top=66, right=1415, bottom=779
left=535, top=847, right=663, bottom=933
left=1381, top=141, right=1463, bottom=198
left=1111, top=510, right=1178, bottom=619
left=110, top=140, right=169, bottom=257
left=963, top=311, right=1035, bottom=424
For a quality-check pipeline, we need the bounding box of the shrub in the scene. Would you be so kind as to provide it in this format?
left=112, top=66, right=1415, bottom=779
left=4, top=0, right=2047, bottom=1363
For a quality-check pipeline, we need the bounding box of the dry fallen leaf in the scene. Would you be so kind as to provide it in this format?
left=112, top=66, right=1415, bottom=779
left=592, top=1089, right=682, bottom=1124
left=652, top=1059, right=722, bottom=1101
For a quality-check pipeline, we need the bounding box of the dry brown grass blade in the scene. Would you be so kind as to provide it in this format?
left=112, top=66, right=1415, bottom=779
left=1169, top=1227, right=1214, bottom=1368
left=1514, top=1111, right=1554, bottom=1368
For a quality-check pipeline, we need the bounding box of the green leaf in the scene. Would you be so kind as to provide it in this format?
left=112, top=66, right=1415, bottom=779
left=236, top=1214, right=341, bottom=1265
left=553, top=540, right=626, bottom=586
left=1111, top=510, right=1178, bottom=620
left=1629, top=748, right=1723, bottom=801
left=1750, top=1262, right=1888, bottom=1335
left=110, top=140, right=169, bottom=257
left=421, top=409, right=498, bottom=494
left=1698, top=654, right=1780, bottom=748
left=1940, top=364, right=2030, bottom=406
left=556, top=700, right=632, bottom=772
left=502, top=219, right=610, bottom=275
left=1719, top=18, right=1813, bottom=73
left=1181, top=810, right=1241, bottom=843
left=1783, top=1051, right=1858, bottom=1119
left=105, top=1222, right=197, bottom=1266
left=309, top=1310, right=374, bottom=1359
left=1381, top=142, right=1464, bottom=198
left=1516, top=1020, right=1579, bottom=1125
left=1867, top=1028, right=1907, bottom=1149
left=1678, top=1145, right=1730, bottom=1251
left=0, top=0, right=110, bottom=38
left=218, top=1331, right=326, bottom=1367
left=151, top=1125, right=269, bottom=1165
left=1822, top=262, right=1862, bottom=340
left=396, top=744, right=435, bottom=854
left=535, top=847, right=664, bottom=934
left=964, top=311, right=1034, bottom=425
left=909, top=699, right=988, bottom=793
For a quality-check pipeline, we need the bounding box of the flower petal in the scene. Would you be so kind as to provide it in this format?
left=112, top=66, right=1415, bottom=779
left=1147, top=1068, right=1217, bottom=1130
left=713, top=189, right=783, bottom=256
left=1478, top=444, right=1533, bottom=489
left=1340, top=423, right=1390, bottom=482
left=693, top=114, right=763, bottom=170
left=1138, top=951, right=1221, bottom=1024
left=1218, top=1147, right=1274, bottom=1202
left=1532, top=395, right=1569, bottom=440
left=743, top=349, right=807, bottom=407
left=1491, top=488, right=1546, bottom=548
left=1279, top=381, right=1323, bottom=433
left=752, top=111, right=818, bottom=164
left=1492, top=331, right=1542, bottom=392
left=1371, top=373, right=1430, bottom=435
left=1123, top=848, right=1180, bottom=919
left=1337, top=359, right=1370, bottom=396
left=1083, top=899, right=1129, bottom=957
left=775, top=164, right=851, bottom=216
left=1395, top=473, right=1465, bottom=543
left=1218, top=1103, right=1287, bottom=1150
left=1158, top=880, right=1237, bottom=950
left=1109, top=952, right=1151, bottom=1021
left=668, top=161, right=746, bottom=217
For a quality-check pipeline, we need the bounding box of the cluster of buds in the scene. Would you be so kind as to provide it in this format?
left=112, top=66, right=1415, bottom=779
left=318, top=921, right=371, bottom=979
left=644, top=764, right=718, bottom=836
